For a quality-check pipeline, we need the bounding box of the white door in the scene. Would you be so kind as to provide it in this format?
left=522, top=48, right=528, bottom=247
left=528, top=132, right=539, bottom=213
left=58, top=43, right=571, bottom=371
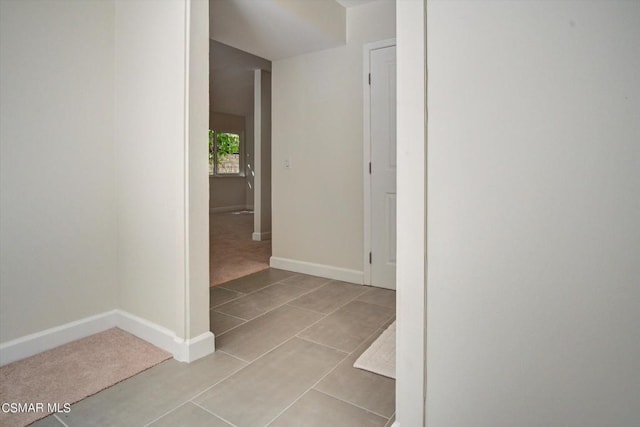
left=369, top=45, right=397, bottom=289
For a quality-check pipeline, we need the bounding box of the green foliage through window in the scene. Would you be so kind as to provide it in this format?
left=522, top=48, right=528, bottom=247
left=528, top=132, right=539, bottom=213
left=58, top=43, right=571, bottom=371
left=209, top=131, right=241, bottom=175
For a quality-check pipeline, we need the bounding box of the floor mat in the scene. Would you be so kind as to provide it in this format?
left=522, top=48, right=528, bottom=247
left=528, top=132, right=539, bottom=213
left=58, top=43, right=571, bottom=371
left=0, top=328, right=171, bottom=426
left=353, top=321, right=396, bottom=379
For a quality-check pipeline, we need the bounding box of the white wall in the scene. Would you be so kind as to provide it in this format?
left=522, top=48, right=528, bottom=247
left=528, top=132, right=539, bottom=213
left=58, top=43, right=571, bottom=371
left=426, top=1, right=640, bottom=425
left=395, top=1, right=426, bottom=426
left=254, top=70, right=272, bottom=240
left=0, top=0, right=210, bottom=361
left=209, top=40, right=271, bottom=117
left=245, top=113, right=255, bottom=209
left=271, top=0, right=395, bottom=277
left=114, top=0, right=193, bottom=334
left=0, top=0, right=118, bottom=342
left=184, top=0, right=212, bottom=347
left=209, top=113, right=248, bottom=211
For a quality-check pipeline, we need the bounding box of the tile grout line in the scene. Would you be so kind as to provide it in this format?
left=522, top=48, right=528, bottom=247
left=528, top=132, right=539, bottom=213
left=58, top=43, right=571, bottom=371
left=214, top=279, right=336, bottom=329
left=213, top=274, right=393, bottom=319
left=215, top=276, right=368, bottom=322
left=53, top=414, right=70, bottom=427
left=185, top=358, right=250, bottom=404
left=214, top=278, right=367, bottom=343
left=233, top=335, right=304, bottom=370
left=262, top=354, right=349, bottom=426
left=215, top=272, right=301, bottom=296
left=225, top=290, right=381, bottom=362
left=214, top=281, right=394, bottom=369
left=313, top=388, right=391, bottom=421
left=215, top=349, right=251, bottom=364
left=306, top=324, right=398, bottom=420
left=213, top=293, right=335, bottom=363
left=295, top=335, right=352, bottom=354
left=215, top=280, right=366, bottom=363
left=361, top=299, right=397, bottom=310
left=225, top=330, right=348, bottom=376
left=285, top=281, right=375, bottom=316
left=211, top=310, right=249, bottom=322
left=203, top=330, right=350, bottom=413
left=145, top=388, right=240, bottom=426
left=215, top=275, right=313, bottom=312
left=292, top=286, right=372, bottom=340
left=184, top=335, right=329, bottom=418
left=143, top=401, right=190, bottom=427
left=296, top=321, right=393, bottom=362
left=211, top=309, right=250, bottom=337
left=261, top=325, right=390, bottom=427
left=143, top=358, right=249, bottom=426
left=191, top=401, right=239, bottom=427
left=356, top=297, right=397, bottom=311
left=179, top=337, right=318, bottom=427
left=387, top=411, right=396, bottom=426
left=210, top=293, right=244, bottom=309
left=228, top=273, right=330, bottom=302
left=283, top=302, right=328, bottom=316
left=213, top=320, right=248, bottom=338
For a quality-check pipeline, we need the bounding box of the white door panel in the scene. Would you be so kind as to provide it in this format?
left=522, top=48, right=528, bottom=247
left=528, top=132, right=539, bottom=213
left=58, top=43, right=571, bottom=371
left=370, top=45, right=397, bottom=289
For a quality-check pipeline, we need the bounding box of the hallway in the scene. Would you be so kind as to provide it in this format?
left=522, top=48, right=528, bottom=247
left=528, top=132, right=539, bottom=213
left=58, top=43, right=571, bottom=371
left=210, top=211, right=271, bottom=287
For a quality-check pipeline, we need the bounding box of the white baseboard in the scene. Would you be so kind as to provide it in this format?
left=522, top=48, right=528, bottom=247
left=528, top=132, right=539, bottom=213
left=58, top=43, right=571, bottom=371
left=0, top=311, right=118, bottom=366
left=270, top=257, right=364, bottom=285
left=252, top=231, right=271, bottom=241
left=115, top=310, right=177, bottom=356
left=209, top=204, right=251, bottom=214
left=0, top=310, right=215, bottom=366
left=113, top=310, right=214, bottom=362
left=172, top=332, right=216, bottom=363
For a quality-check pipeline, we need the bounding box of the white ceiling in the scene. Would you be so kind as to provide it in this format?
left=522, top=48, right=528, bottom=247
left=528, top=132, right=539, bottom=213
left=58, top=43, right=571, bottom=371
left=209, top=0, right=346, bottom=61
left=335, top=0, right=378, bottom=7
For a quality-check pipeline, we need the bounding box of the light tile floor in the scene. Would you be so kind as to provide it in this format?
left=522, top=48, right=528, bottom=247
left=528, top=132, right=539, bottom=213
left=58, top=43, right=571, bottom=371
left=36, top=269, right=396, bottom=427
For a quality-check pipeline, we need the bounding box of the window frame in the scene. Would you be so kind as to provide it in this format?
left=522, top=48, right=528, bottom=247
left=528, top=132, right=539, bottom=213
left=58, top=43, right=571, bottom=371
left=209, top=130, right=245, bottom=177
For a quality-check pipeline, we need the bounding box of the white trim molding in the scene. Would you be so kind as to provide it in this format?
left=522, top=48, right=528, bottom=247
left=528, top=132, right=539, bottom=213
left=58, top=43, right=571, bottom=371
left=252, top=231, right=271, bottom=241
left=116, top=310, right=178, bottom=357
left=396, top=1, right=427, bottom=426
left=270, top=256, right=364, bottom=285
left=209, top=204, right=252, bottom=214
left=0, top=311, right=118, bottom=366
left=114, top=310, right=214, bottom=363
left=172, top=331, right=216, bottom=363
left=0, top=310, right=215, bottom=367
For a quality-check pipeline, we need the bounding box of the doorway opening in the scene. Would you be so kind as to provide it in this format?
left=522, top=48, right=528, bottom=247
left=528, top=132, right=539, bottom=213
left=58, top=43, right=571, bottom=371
left=208, top=40, right=272, bottom=287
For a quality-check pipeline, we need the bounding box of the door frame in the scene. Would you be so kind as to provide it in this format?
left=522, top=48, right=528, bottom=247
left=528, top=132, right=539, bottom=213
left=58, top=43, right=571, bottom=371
left=363, top=38, right=397, bottom=286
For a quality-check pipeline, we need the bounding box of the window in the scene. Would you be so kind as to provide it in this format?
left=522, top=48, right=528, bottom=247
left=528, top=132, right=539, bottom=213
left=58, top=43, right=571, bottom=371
left=209, top=130, right=242, bottom=176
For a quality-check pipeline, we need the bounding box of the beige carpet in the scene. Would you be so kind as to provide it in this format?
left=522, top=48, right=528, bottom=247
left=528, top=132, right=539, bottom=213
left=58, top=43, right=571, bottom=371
left=210, top=211, right=271, bottom=287
left=0, top=328, right=171, bottom=426
left=354, top=321, right=396, bottom=379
